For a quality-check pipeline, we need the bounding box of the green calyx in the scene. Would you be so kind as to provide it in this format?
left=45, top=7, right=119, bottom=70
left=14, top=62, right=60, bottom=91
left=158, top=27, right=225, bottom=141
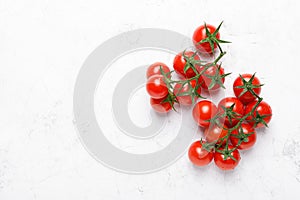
left=216, top=148, right=237, bottom=161
left=203, top=64, right=231, bottom=90
left=161, top=93, right=178, bottom=111
left=159, top=66, right=178, bottom=111
left=197, top=21, right=231, bottom=54
left=175, top=81, right=205, bottom=105
left=252, top=111, right=272, bottom=128
left=200, top=139, right=215, bottom=152
left=182, top=50, right=204, bottom=75
left=220, top=103, right=242, bottom=125
left=231, top=126, right=255, bottom=143
left=235, top=73, right=264, bottom=99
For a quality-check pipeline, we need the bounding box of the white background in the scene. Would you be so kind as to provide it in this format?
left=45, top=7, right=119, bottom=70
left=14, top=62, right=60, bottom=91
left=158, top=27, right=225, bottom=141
left=1, top=0, right=300, bottom=199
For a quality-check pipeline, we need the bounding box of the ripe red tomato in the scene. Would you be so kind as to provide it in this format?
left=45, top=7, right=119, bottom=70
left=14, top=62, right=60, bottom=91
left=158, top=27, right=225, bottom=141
left=233, top=74, right=262, bottom=105
left=204, top=124, right=228, bottom=144
left=217, top=97, right=244, bottom=128
left=173, top=51, right=200, bottom=78
left=192, top=100, right=217, bottom=128
left=146, top=75, right=169, bottom=99
left=214, top=145, right=241, bottom=170
left=230, top=123, right=256, bottom=150
left=188, top=140, right=214, bottom=166
left=193, top=24, right=219, bottom=54
left=198, top=64, right=225, bottom=91
left=150, top=97, right=172, bottom=113
left=146, top=62, right=170, bottom=79
left=245, top=100, right=272, bottom=128
left=173, top=80, right=201, bottom=106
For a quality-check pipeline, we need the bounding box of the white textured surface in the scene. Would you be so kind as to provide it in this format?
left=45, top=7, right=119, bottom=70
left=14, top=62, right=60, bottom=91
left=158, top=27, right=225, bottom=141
left=1, top=0, right=300, bottom=199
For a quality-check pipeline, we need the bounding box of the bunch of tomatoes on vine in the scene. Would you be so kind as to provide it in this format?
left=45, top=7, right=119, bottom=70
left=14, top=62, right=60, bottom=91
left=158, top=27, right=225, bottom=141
left=145, top=22, right=272, bottom=170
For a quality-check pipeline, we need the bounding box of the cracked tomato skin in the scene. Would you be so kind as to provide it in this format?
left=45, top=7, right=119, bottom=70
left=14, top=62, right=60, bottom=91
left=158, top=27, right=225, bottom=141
left=146, top=62, right=170, bottom=79
left=214, top=145, right=241, bottom=171
left=173, top=51, right=200, bottom=78
left=188, top=141, right=214, bottom=166
left=217, top=97, right=244, bottom=128
left=173, top=80, right=201, bottom=106
left=245, top=100, right=272, bottom=128
left=204, top=124, right=228, bottom=144
left=193, top=24, right=220, bottom=54
left=150, top=97, right=172, bottom=113
left=233, top=74, right=261, bottom=105
left=198, top=64, right=225, bottom=91
left=146, top=75, right=168, bottom=99
left=230, top=123, right=256, bottom=150
left=192, top=100, right=217, bottom=128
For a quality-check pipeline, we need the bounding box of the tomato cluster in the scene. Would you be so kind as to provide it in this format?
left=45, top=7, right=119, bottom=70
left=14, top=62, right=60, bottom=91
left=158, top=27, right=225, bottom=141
left=145, top=22, right=273, bottom=170
left=190, top=76, right=272, bottom=170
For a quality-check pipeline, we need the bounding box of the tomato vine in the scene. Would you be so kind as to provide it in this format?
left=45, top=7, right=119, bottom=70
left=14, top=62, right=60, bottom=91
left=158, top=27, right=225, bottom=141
left=146, top=21, right=272, bottom=170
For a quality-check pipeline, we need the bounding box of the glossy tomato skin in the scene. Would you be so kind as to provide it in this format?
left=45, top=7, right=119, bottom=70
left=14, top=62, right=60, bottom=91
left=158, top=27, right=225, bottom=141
left=193, top=24, right=220, bottom=54
left=204, top=124, right=228, bottom=144
left=173, top=80, right=201, bottom=106
left=217, top=97, right=244, bottom=128
left=150, top=97, right=172, bottom=113
left=230, top=123, right=256, bottom=150
left=198, top=64, right=225, bottom=91
left=146, top=75, right=169, bottom=99
left=192, top=100, right=217, bottom=128
left=214, top=145, right=241, bottom=171
left=188, top=141, right=214, bottom=166
left=245, top=100, right=272, bottom=128
left=146, top=62, right=170, bottom=79
left=233, top=74, right=261, bottom=105
left=173, top=51, right=200, bottom=78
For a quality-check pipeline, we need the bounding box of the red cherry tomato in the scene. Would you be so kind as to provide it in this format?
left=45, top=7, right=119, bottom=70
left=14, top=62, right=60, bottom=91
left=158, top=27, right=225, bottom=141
left=193, top=24, right=220, bottom=54
left=146, top=62, right=170, bottom=79
left=230, top=123, right=256, bottom=150
left=214, top=145, right=241, bottom=170
left=192, top=100, right=217, bottom=128
left=173, top=51, right=200, bottom=78
left=188, top=141, right=214, bottom=166
left=173, top=80, right=201, bottom=106
left=217, top=97, right=244, bottom=128
left=204, top=124, right=228, bottom=144
left=198, top=64, right=225, bottom=91
left=150, top=97, right=172, bottom=113
left=233, top=74, right=262, bottom=105
left=146, top=75, right=169, bottom=99
left=245, top=100, right=272, bottom=128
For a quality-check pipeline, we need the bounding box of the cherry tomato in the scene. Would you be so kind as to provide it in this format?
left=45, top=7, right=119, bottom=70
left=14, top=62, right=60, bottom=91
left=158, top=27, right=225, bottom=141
left=173, top=80, right=201, bottom=106
left=188, top=140, right=214, bottom=166
left=198, top=64, right=225, bottom=91
left=193, top=24, right=220, bottom=54
left=204, top=124, right=228, bottom=144
left=217, top=97, right=244, bottom=128
left=173, top=51, right=200, bottom=78
left=230, top=123, right=256, bottom=150
left=233, top=74, right=262, bottom=105
left=192, top=100, right=217, bottom=128
left=146, top=75, right=169, bottom=99
left=245, top=100, right=272, bottom=128
left=214, top=145, right=241, bottom=170
left=150, top=97, right=172, bottom=113
left=146, top=62, right=170, bottom=79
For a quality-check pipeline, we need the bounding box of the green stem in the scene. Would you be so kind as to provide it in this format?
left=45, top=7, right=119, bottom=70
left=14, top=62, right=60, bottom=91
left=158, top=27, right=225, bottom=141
left=220, top=97, right=263, bottom=152
left=169, top=52, right=226, bottom=85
